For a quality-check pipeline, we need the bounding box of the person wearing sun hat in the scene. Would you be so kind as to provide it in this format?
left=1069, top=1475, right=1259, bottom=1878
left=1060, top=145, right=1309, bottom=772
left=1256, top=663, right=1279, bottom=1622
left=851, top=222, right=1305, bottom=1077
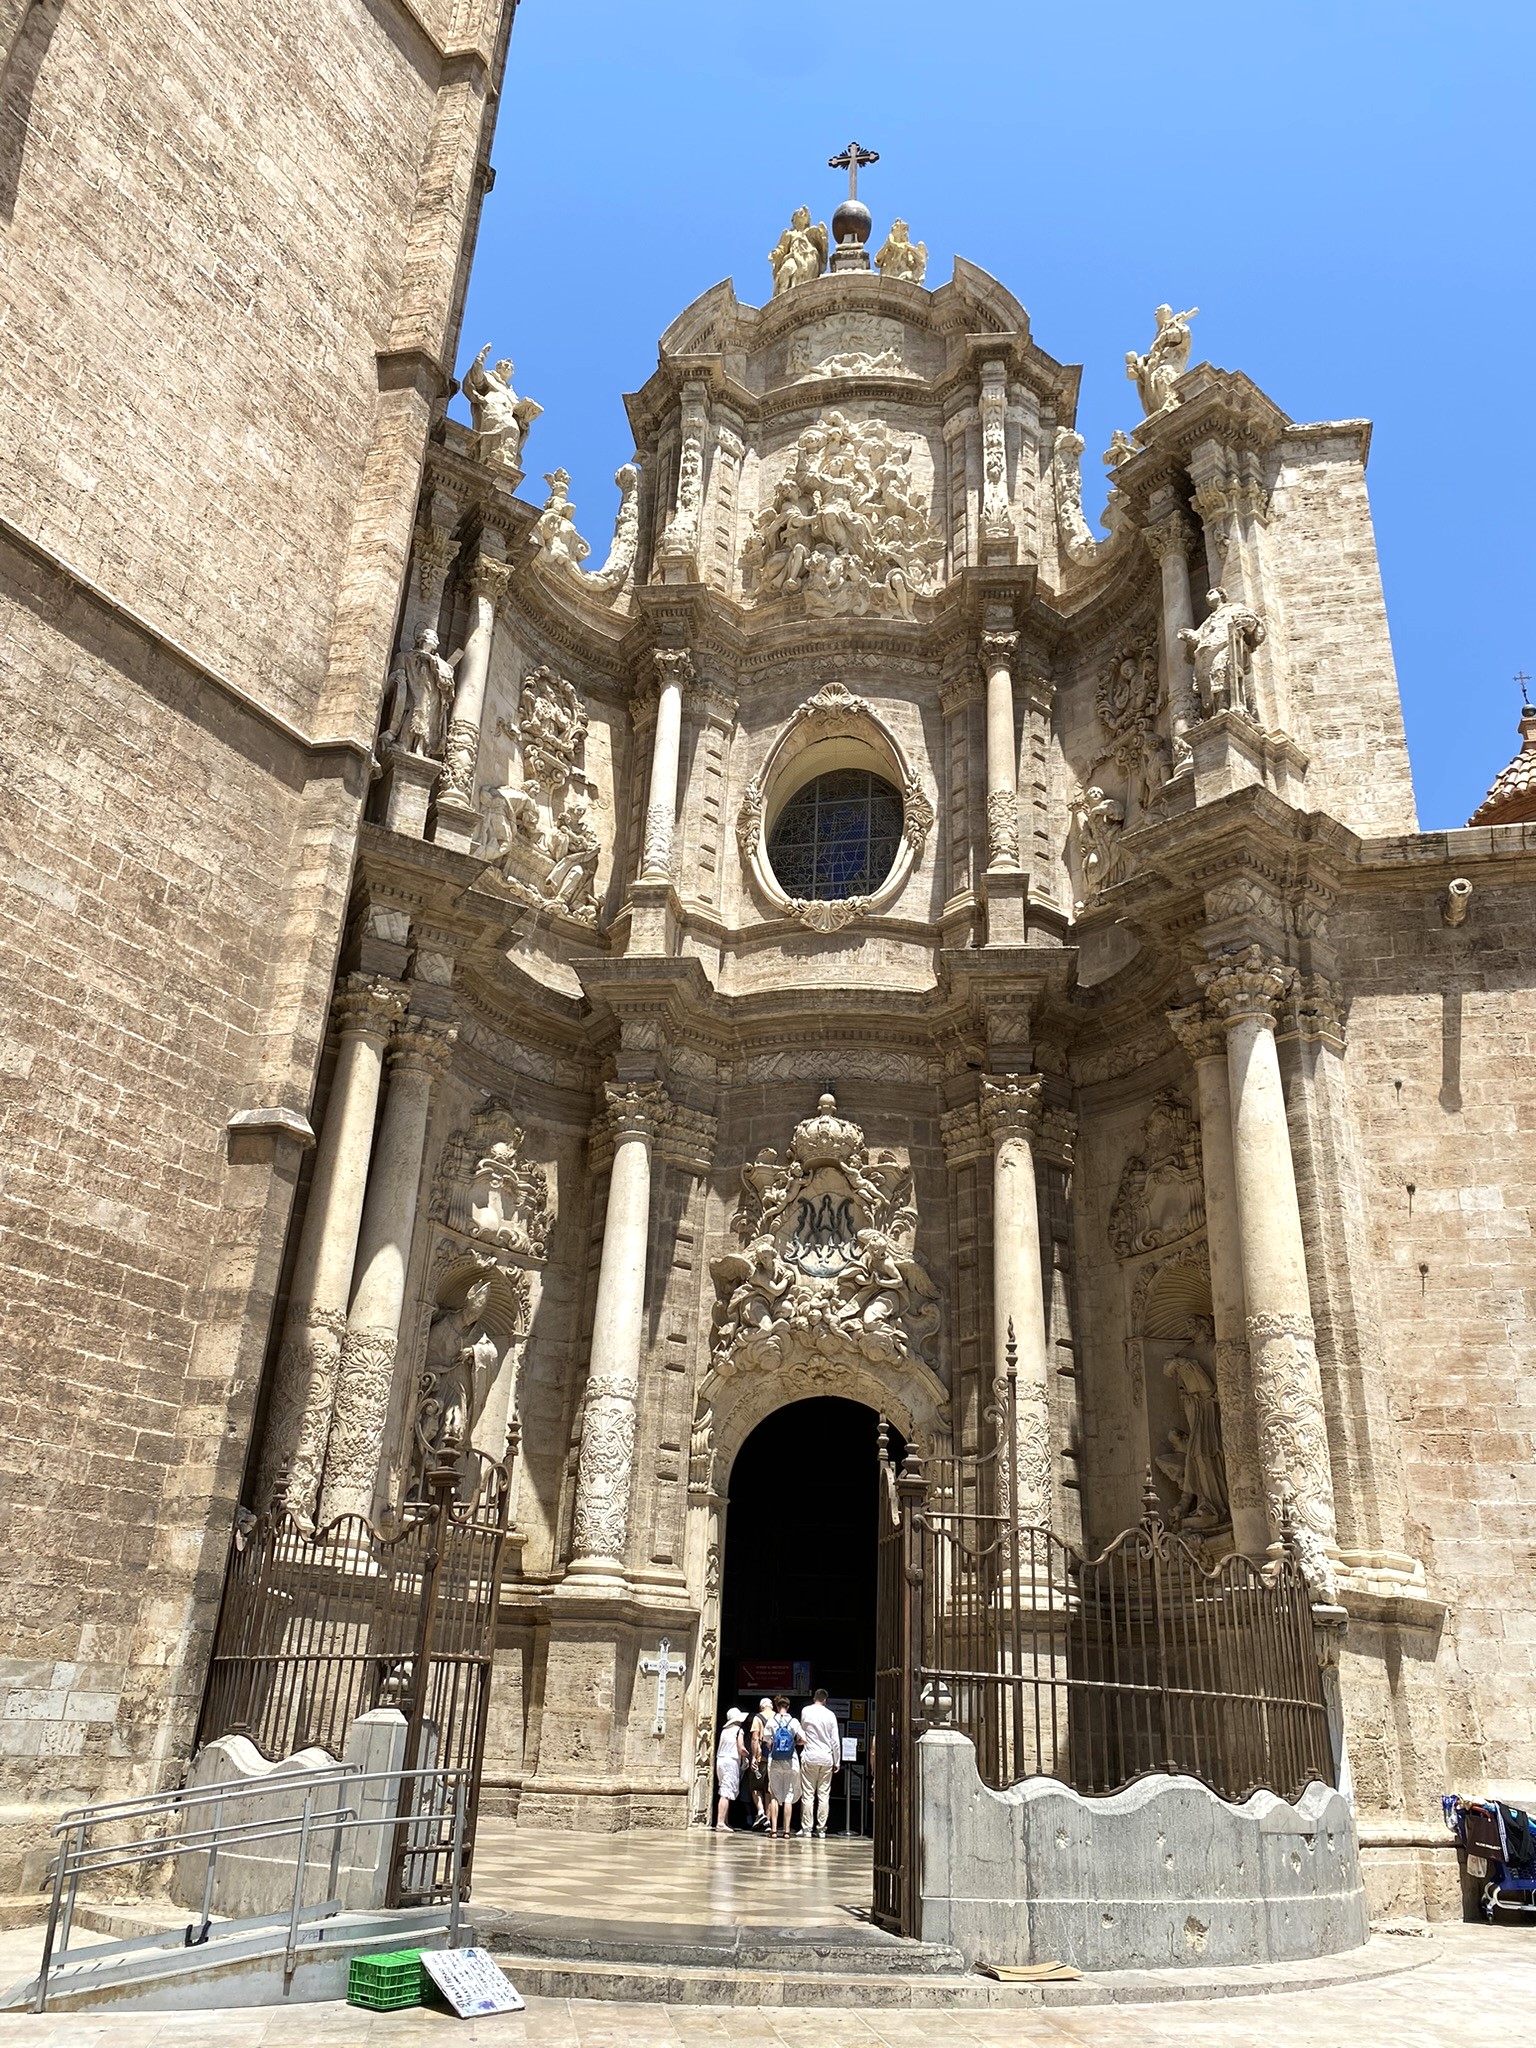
left=715, top=1707, right=749, bottom=1829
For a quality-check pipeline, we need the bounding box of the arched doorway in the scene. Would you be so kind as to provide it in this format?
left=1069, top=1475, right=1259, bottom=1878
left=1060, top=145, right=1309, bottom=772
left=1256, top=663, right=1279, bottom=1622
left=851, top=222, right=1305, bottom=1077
left=715, top=1397, right=903, bottom=1837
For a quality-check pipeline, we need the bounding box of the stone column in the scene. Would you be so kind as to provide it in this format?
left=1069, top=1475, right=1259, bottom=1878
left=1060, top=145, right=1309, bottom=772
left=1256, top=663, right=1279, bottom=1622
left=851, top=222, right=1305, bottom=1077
left=317, top=1014, right=457, bottom=1527
left=1143, top=497, right=1198, bottom=772
left=1196, top=946, right=1340, bottom=1596
left=640, top=650, right=694, bottom=879
left=981, top=630, right=1021, bottom=869
left=434, top=536, right=511, bottom=850
left=263, top=974, right=407, bottom=1523
left=980, top=1073, right=1052, bottom=1528
left=1166, top=1001, right=1266, bottom=1555
left=566, top=1082, right=672, bottom=1584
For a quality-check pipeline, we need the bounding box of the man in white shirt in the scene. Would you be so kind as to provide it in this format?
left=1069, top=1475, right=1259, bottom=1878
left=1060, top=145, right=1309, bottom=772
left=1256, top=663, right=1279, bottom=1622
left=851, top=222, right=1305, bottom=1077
left=797, top=1688, right=841, bottom=1838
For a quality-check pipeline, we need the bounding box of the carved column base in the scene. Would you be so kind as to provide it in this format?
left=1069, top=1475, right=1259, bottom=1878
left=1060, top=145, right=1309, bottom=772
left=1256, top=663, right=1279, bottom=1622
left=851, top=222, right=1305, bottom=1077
left=270, top=1307, right=349, bottom=1524
left=566, top=1376, right=639, bottom=1586
left=316, top=1325, right=400, bottom=1528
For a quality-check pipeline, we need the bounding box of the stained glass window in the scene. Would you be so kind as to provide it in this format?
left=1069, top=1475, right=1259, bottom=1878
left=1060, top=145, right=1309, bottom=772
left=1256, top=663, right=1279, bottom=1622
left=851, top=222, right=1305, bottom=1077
left=766, top=769, right=903, bottom=902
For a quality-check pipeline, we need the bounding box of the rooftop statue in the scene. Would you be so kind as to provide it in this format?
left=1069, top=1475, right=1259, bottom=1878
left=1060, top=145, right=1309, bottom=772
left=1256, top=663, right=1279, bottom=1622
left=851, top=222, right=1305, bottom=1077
left=1125, top=304, right=1198, bottom=418
left=531, top=468, right=590, bottom=570
left=874, top=218, right=927, bottom=284
left=462, top=344, right=542, bottom=474
left=769, top=205, right=828, bottom=295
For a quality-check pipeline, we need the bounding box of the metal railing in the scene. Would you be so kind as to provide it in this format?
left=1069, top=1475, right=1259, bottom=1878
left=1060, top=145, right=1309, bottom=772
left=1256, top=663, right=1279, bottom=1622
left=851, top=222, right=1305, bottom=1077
left=33, top=1763, right=468, bottom=2014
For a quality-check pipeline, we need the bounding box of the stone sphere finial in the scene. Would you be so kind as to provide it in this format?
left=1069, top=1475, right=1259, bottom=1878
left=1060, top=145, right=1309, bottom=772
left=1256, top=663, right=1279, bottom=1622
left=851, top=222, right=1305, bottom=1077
left=832, top=196, right=872, bottom=248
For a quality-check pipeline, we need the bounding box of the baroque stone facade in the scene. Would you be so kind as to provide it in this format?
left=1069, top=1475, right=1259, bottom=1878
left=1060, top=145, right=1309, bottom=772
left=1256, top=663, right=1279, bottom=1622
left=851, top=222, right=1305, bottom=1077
left=2, top=46, right=1533, bottom=1929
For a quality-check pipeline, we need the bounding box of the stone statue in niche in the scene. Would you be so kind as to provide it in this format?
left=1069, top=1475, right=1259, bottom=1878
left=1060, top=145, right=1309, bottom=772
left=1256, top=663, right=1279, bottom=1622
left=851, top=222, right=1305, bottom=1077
left=874, top=219, right=927, bottom=284
left=1108, top=1090, right=1205, bottom=1257
left=531, top=468, right=590, bottom=570
left=382, top=627, right=461, bottom=758
left=710, top=1092, right=940, bottom=1373
left=1125, top=305, right=1198, bottom=418
left=1069, top=784, right=1125, bottom=914
left=416, top=1282, right=500, bottom=1484
left=1155, top=1353, right=1230, bottom=1531
left=462, top=345, right=543, bottom=474
left=431, top=1099, right=553, bottom=1261
left=1179, top=587, right=1266, bottom=720
left=769, top=205, right=828, bottom=294
left=742, top=412, right=941, bottom=619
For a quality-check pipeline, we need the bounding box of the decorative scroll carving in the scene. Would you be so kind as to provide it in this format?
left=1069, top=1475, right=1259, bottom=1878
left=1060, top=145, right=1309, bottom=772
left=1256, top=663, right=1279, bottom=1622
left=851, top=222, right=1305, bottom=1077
left=431, top=1100, right=552, bottom=1261
left=604, top=1080, right=672, bottom=1146
left=1196, top=943, right=1292, bottom=1025
left=1154, top=1354, right=1229, bottom=1532
left=1245, top=1308, right=1338, bottom=1600
left=463, top=345, right=542, bottom=474
left=986, top=789, right=1020, bottom=867
left=688, top=1403, right=715, bottom=1497
left=323, top=1326, right=399, bottom=1517
left=710, top=1092, right=939, bottom=1373
left=769, top=206, right=828, bottom=294
left=584, top=462, right=642, bottom=596
left=571, top=1372, right=639, bottom=1560
left=1069, top=784, right=1125, bottom=914
left=788, top=313, right=910, bottom=380
left=531, top=468, right=590, bottom=569
left=1052, top=428, right=1101, bottom=566
left=1125, top=304, right=1197, bottom=418
left=1179, top=587, right=1265, bottom=720
left=1166, top=1001, right=1226, bottom=1066
left=742, top=412, right=941, bottom=619
left=874, top=219, right=927, bottom=283
left=1108, top=1089, right=1205, bottom=1257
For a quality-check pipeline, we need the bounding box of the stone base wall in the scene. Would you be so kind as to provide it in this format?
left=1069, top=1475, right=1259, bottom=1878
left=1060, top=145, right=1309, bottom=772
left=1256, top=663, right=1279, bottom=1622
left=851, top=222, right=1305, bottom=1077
left=916, top=1729, right=1367, bottom=1969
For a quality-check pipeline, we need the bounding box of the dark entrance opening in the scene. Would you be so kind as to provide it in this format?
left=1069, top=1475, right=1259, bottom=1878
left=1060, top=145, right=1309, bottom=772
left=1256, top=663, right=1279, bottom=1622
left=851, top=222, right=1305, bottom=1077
left=717, top=1397, right=903, bottom=1836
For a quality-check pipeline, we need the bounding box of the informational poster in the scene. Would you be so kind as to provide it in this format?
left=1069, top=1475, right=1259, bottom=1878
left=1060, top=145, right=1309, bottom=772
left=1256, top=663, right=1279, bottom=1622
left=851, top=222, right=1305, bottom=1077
left=826, top=1696, right=852, bottom=1720
left=841, top=1736, right=858, bottom=1761
left=739, top=1660, right=793, bottom=1692
left=420, top=1947, right=525, bottom=2016
left=850, top=1698, right=867, bottom=1721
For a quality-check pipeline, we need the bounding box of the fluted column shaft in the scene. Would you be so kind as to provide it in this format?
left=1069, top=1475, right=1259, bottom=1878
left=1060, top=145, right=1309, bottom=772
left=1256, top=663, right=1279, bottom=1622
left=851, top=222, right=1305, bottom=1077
left=567, top=1083, right=671, bottom=1582
left=265, top=975, right=407, bottom=1521
left=1167, top=1003, right=1266, bottom=1554
left=1198, top=947, right=1339, bottom=1595
left=641, top=651, right=693, bottom=879
left=318, top=1016, right=457, bottom=1527
left=982, top=631, right=1020, bottom=869
left=982, top=1074, right=1051, bottom=1528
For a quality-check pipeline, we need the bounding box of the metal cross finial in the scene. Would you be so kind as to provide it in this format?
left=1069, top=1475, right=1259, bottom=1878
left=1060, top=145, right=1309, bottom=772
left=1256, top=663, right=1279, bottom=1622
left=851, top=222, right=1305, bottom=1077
left=828, top=140, right=880, bottom=201
left=1516, top=670, right=1532, bottom=706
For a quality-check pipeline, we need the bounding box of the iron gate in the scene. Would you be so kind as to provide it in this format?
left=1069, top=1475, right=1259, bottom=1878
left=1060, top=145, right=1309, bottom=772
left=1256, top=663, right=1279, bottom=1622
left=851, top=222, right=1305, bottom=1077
left=197, top=1430, right=516, bottom=1904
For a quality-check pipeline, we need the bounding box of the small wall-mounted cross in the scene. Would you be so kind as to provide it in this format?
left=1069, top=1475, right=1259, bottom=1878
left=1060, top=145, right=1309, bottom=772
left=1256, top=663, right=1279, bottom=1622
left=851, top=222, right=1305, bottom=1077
left=640, top=1636, right=687, bottom=1736
left=828, top=140, right=880, bottom=201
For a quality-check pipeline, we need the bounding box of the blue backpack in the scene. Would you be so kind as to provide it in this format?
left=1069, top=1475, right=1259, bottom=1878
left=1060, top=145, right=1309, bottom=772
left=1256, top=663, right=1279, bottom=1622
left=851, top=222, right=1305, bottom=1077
left=770, top=1715, right=797, bottom=1760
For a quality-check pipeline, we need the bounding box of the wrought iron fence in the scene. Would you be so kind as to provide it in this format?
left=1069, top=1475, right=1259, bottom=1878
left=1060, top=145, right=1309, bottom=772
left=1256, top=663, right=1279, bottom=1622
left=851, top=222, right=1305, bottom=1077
left=197, top=1428, right=516, bottom=1904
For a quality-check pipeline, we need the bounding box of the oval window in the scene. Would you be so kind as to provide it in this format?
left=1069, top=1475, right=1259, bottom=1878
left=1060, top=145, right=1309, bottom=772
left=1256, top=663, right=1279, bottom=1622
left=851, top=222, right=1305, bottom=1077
left=767, top=768, right=904, bottom=902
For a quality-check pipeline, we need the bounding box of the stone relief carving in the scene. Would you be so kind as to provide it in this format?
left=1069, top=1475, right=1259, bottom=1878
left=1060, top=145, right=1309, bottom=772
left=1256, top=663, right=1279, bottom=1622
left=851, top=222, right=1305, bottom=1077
left=788, top=313, right=910, bottom=381
left=430, top=1099, right=553, bottom=1261
left=658, top=393, right=707, bottom=569
left=979, top=369, right=1012, bottom=545
left=1108, top=1089, right=1205, bottom=1257
left=1245, top=1308, right=1339, bottom=1602
left=478, top=665, right=601, bottom=923
left=769, top=206, right=828, bottom=294
left=709, top=1093, right=940, bottom=1376
left=382, top=628, right=461, bottom=759
left=1092, top=632, right=1167, bottom=814
left=1052, top=428, right=1102, bottom=567
left=1179, top=587, right=1265, bottom=720
left=463, top=345, right=542, bottom=474
left=1154, top=1354, right=1229, bottom=1532
left=1069, top=784, right=1125, bottom=915
left=737, top=1049, right=939, bottom=1085
left=530, top=468, right=591, bottom=570
left=570, top=1372, right=639, bottom=1561
left=742, top=412, right=941, bottom=619
left=874, top=219, right=927, bottom=284
left=1125, top=304, right=1197, bottom=418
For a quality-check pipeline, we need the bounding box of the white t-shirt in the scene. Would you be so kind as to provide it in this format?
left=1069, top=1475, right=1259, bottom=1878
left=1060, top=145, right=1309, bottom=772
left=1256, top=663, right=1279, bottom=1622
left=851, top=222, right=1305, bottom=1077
left=716, top=1722, right=745, bottom=1769
left=800, top=1701, right=840, bottom=1768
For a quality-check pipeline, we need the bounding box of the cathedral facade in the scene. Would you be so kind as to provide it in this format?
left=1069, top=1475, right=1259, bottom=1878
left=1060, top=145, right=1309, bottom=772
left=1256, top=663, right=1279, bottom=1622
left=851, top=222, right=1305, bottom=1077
left=2, top=0, right=1533, bottom=1927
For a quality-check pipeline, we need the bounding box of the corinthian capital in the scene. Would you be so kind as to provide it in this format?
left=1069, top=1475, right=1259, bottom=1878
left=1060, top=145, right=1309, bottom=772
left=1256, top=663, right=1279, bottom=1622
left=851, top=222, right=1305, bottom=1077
left=980, top=630, right=1018, bottom=674
left=1195, top=944, right=1294, bottom=1027
left=603, top=1079, right=672, bottom=1145
left=1142, top=510, right=1195, bottom=565
left=651, top=648, right=697, bottom=697
left=388, top=1014, right=458, bottom=1078
left=470, top=553, right=514, bottom=607
left=333, top=973, right=409, bottom=1039
left=1165, top=999, right=1226, bottom=1064
left=980, top=1071, right=1043, bottom=1145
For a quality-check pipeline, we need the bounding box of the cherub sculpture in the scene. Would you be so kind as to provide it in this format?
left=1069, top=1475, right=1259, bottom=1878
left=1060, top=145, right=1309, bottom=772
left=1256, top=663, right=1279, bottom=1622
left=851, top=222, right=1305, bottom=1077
left=769, top=206, right=828, bottom=295
left=874, top=219, right=927, bottom=284
left=462, top=345, right=542, bottom=474
left=1125, top=304, right=1198, bottom=417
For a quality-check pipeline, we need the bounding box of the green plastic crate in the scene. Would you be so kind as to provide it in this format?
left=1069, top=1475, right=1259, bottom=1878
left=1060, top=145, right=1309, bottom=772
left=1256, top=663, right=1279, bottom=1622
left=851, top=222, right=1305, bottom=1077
left=347, top=1948, right=425, bottom=2011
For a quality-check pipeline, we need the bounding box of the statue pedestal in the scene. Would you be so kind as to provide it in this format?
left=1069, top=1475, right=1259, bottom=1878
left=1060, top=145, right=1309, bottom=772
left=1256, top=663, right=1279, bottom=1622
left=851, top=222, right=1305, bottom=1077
left=432, top=795, right=480, bottom=854
left=829, top=239, right=871, bottom=273
left=378, top=745, right=440, bottom=839
left=1189, top=713, right=1309, bottom=807
left=982, top=866, right=1029, bottom=947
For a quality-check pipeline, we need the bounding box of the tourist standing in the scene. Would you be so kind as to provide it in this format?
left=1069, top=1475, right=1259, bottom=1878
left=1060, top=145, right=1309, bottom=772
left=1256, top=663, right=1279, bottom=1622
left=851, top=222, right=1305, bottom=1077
left=714, top=1707, right=748, bottom=1830
left=765, top=1694, right=804, bottom=1837
left=797, top=1688, right=840, bottom=1837
left=747, top=1695, right=774, bottom=1829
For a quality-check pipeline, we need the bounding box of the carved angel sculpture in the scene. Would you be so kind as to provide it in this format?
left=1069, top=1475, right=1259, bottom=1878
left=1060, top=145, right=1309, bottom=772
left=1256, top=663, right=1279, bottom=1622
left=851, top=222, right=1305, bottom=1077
left=874, top=219, right=927, bottom=284
left=1125, top=304, right=1197, bottom=417
left=1178, top=587, right=1265, bottom=719
left=462, top=345, right=543, bottom=473
left=769, top=206, right=828, bottom=295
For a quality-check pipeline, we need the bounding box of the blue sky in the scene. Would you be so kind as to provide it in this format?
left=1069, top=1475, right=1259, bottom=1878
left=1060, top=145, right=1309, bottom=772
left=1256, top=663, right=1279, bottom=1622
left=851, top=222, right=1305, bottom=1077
left=458, top=0, right=1532, bottom=830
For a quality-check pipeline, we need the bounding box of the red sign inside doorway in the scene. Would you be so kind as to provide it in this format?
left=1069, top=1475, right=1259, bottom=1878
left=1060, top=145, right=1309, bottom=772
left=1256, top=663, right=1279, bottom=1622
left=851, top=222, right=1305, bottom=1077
left=738, top=1661, right=793, bottom=1692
